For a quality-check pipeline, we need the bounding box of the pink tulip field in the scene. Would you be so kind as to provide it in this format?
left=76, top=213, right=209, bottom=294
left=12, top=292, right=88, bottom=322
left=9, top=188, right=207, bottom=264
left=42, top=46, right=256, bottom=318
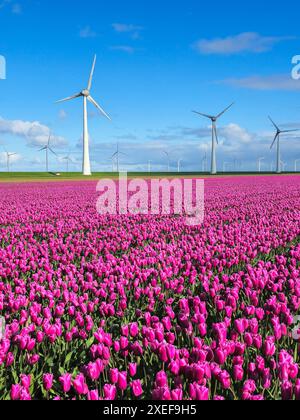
left=1, top=175, right=300, bottom=401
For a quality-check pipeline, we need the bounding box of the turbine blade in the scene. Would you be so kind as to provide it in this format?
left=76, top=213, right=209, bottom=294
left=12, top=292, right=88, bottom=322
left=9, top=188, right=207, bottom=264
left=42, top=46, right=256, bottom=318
left=49, top=148, right=57, bottom=156
left=38, top=147, right=47, bottom=151
left=270, top=133, right=279, bottom=149
left=268, top=116, right=280, bottom=132
left=281, top=129, right=300, bottom=133
left=56, top=93, right=81, bottom=104
left=88, top=96, right=111, bottom=121
left=87, top=55, right=97, bottom=91
left=216, top=102, right=234, bottom=119
left=192, top=111, right=213, bottom=119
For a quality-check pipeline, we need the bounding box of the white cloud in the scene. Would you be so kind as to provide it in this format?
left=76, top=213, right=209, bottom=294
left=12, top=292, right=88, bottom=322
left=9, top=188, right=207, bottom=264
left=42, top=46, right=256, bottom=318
left=220, top=74, right=300, bottom=91
left=58, top=110, right=67, bottom=120
left=112, top=23, right=143, bottom=33
left=110, top=45, right=136, bottom=54
left=220, top=123, right=254, bottom=145
left=112, top=23, right=143, bottom=39
left=0, top=117, right=67, bottom=148
left=193, top=32, right=294, bottom=55
left=79, top=26, right=97, bottom=38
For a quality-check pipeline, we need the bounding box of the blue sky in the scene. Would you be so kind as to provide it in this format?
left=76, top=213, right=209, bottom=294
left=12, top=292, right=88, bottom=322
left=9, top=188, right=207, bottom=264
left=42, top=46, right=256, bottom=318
left=0, top=0, right=300, bottom=172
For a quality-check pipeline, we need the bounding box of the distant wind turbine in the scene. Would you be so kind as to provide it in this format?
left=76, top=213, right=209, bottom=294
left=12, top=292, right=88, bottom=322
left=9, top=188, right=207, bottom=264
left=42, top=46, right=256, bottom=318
left=223, top=162, right=230, bottom=173
left=269, top=117, right=300, bottom=174
left=164, top=151, right=170, bottom=173
left=202, top=152, right=208, bottom=173
left=62, top=152, right=73, bottom=173
left=177, top=159, right=182, bottom=173
left=281, top=160, right=287, bottom=172
left=257, top=157, right=265, bottom=173
left=294, top=159, right=300, bottom=172
left=56, top=55, right=111, bottom=176
left=112, top=143, right=126, bottom=173
left=193, top=103, right=234, bottom=175
left=148, top=160, right=152, bottom=174
left=3, top=149, right=17, bottom=173
left=38, top=135, right=57, bottom=172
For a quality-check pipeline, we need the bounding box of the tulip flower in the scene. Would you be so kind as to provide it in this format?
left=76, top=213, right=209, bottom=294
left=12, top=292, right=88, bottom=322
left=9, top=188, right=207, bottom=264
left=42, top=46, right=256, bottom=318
left=59, top=373, right=72, bottom=393
left=43, top=374, right=54, bottom=391
left=131, top=380, right=143, bottom=397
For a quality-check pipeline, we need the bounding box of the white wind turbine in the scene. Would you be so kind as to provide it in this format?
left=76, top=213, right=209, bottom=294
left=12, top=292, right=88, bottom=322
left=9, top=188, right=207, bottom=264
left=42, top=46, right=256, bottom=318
left=193, top=103, right=234, bottom=175
left=38, top=135, right=57, bottom=172
left=177, top=159, right=182, bottom=173
left=202, top=152, right=208, bottom=173
left=269, top=116, right=299, bottom=174
left=294, top=159, right=300, bottom=172
left=3, top=149, right=17, bottom=173
left=148, top=160, right=152, bottom=174
left=281, top=160, right=287, bottom=172
left=164, top=151, right=170, bottom=173
left=56, top=55, right=111, bottom=176
left=111, top=143, right=126, bottom=173
left=223, top=162, right=230, bottom=173
left=62, top=152, right=73, bottom=174
left=257, top=157, right=265, bottom=173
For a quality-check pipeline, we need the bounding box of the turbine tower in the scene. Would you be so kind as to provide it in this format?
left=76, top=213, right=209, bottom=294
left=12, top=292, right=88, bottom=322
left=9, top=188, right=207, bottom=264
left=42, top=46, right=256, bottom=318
left=38, top=135, right=57, bottom=172
left=56, top=55, right=111, bottom=176
left=295, top=159, right=300, bottom=172
left=193, top=103, right=234, bottom=175
left=269, top=117, right=299, bottom=174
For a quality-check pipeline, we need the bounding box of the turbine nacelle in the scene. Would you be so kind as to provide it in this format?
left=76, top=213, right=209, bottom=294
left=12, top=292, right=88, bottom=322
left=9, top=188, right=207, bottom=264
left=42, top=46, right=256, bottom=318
left=81, top=89, right=90, bottom=97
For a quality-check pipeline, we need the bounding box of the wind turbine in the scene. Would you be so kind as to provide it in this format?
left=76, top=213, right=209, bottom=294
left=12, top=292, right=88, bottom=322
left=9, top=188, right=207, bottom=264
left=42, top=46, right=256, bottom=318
left=281, top=160, right=287, bottom=172
left=223, top=162, right=230, bottom=173
left=164, top=151, right=170, bottom=173
left=257, top=157, right=265, bottom=173
left=202, top=152, right=208, bottom=172
left=112, top=143, right=126, bottom=173
left=294, top=159, right=300, bottom=172
left=62, top=152, right=73, bottom=174
left=148, top=160, right=152, bottom=174
left=193, top=103, right=234, bottom=175
left=38, top=135, right=57, bottom=172
left=3, top=149, right=17, bottom=173
left=56, top=55, right=111, bottom=176
left=269, top=116, right=299, bottom=174
left=177, top=159, right=182, bottom=173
